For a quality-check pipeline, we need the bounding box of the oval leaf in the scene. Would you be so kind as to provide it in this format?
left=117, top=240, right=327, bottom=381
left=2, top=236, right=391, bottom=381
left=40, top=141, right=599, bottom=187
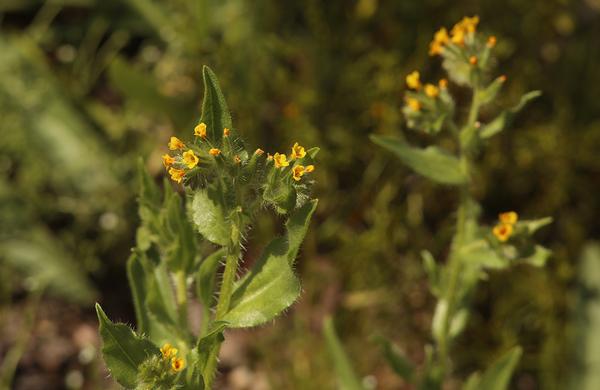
left=370, top=135, right=467, bottom=185
left=191, top=189, right=230, bottom=246
left=223, top=200, right=318, bottom=327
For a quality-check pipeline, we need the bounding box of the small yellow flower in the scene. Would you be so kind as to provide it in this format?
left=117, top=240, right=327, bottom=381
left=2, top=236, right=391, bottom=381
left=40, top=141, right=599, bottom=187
left=405, top=97, right=421, bottom=112
left=162, top=154, right=175, bottom=168
left=450, top=27, right=465, bottom=46
left=292, top=165, right=305, bottom=181
left=305, top=165, right=315, bottom=173
left=499, top=211, right=518, bottom=225
left=171, top=357, right=185, bottom=372
left=223, top=128, right=230, bottom=137
left=291, top=142, right=306, bottom=159
left=493, top=223, right=513, bottom=242
left=406, top=71, right=421, bottom=90
left=273, top=153, right=289, bottom=168
left=182, top=150, right=199, bottom=169
left=209, top=148, right=221, bottom=156
left=487, top=35, right=497, bottom=48
left=429, top=27, right=449, bottom=56
left=160, top=343, right=178, bottom=359
left=254, top=148, right=264, bottom=156
left=168, top=168, right=185, bottom=184
left=439, top=79, right=448, bottom=89
left=469, top=56, right=478, bottom=66
left=234, top=155, right=241, bottom=164
left=194, top=123, right=207, bottom=138
left=450, top=15, right=479, bottom=46
left=424, top=84, right=439, bottom=98
left=498, top=75, right=507, bottom=83
left=168, top=137, right=185, bottom=151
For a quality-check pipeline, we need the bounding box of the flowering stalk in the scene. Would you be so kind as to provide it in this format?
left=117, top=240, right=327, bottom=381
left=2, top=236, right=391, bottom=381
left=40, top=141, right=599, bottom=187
left=95, top=66, right=318, bottom=389
left=371, top=16, right=552, bottom=388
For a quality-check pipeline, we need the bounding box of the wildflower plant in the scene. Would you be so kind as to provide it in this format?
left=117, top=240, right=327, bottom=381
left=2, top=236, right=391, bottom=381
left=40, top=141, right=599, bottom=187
left=95, top=66, right=318, bottom=389
left=370, top=16, right=552, bottom=388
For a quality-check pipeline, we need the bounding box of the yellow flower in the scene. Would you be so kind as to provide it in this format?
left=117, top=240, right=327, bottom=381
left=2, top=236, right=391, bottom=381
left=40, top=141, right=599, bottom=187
left=406, top=97, right=421, bottom=112
left=171, top=357, right=185, bottom=372
left=234, top=155, right=241, bottom=164
left=292, top=165, right=305, bottom=181
left=194, top=123, right=207, bottom=138
left=182, top=150, right=199, bottom=169
left=424, top=84, right=439, bottom=98
left=168, top=168, right=185, bottom=183
left=406, top=71, right=421, bottom=90
left=305, top=165, right=315, bottom=173
left=487, top=35, right=497, bottom=48
left=469, top=56, right=478, bottom=66
left=429, top=27, right=449, bottom=56
left=291, top=142, right=306, bottom=159
left=254, top=148, right=264, bottom=156
left=162, top=154, right=175, bottom=168
left=209, top=148, right=221, bottom=156
left=160, top=343, right=178, bottom=359
left=438, top=79, right=448, bottom=89
left=168, top=137, right=185, bottom=151
left=493, top=223, right=513, bottom=242
left=499, top=211, right=518, bottom=225
left=223, top=128, right=230, bottom=137
left=273, top=153, right=289, bottom=168
left=450, top=15, right=479, bottom=46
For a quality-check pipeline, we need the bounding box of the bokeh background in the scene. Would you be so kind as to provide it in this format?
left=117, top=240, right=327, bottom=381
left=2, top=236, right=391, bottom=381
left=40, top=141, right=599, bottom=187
left=1, top=0, right=600, bottom=389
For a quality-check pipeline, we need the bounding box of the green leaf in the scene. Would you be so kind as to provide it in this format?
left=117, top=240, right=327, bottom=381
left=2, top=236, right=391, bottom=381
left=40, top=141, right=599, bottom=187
left=191, top=188, right=230, bottom=246
left=518, top=217, right=553, bottom=235
left=196, top=249, right=226, bottom=309
left=471, top=346, right=523, bottom=390
left=95, top=304, right=159, bottom=388
left=421, top=250, right=440, bottom=296
left=373, top=335, right=414, bottom=383
left=126, top=254, right=150, bottom=336
left=323, top=316, right=364, bottom=390
left=199, top=65, right=232, bottom=143
left=223, top=200, right=318, bottom=327
left=521, top=245, right=551, bottom=267
left=370, top=135, right=468, bottom=185
left=479, top=91, right=541, bottom=139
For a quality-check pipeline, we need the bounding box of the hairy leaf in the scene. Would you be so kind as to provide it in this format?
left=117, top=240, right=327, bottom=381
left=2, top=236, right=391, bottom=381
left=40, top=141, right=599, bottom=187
left=95, top=304, right=159, bottom=388
left=191, top=188, right=230, bottom=246
left=223, top=200, right=318, bottom=327
left=480, top=91, right=541, bottom=139
left=199, top=65, right=232, bottom=143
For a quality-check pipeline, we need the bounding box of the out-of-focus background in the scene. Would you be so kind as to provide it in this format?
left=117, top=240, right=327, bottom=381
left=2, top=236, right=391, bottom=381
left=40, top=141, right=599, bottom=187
left=1, top=0, right=599, bottom=389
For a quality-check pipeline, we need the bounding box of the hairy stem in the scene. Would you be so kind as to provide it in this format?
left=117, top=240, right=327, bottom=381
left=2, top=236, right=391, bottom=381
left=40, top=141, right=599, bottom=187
left=203, top=223, right=241, bottom=388
left=175, top=270, right=188, bottom=331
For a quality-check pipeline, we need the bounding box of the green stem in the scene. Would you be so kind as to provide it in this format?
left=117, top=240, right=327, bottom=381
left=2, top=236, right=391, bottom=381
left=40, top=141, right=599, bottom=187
left=175, top=270, right=188, bottom=331
left=435, top=84, right=481, bottom=383
left=203, top=223, right=241, bottom=388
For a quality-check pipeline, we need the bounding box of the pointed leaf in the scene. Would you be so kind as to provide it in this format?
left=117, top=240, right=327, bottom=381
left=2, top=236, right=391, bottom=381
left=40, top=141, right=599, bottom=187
left=475, top=346, right=523, bottom=390
left=323, top=317, right=364, bottom=390
left=95, top=304, right=159, bottom=388
left=370, top=135, right=467, bottom=185
left=480, top=91, right=541, bottom=139
left=126, top=254, right=150, bottom=335
left=373, top=335, right=414, bottom=383
left=199, top=66, right=232, bottom=142
left=223, top=200, right=318, bottom=327
left=196, top=249, right=226, bottom=309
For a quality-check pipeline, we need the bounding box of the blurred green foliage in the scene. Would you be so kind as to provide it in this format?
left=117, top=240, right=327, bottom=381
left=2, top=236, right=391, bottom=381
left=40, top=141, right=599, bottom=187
left=1, top=0, right=599, bottom=388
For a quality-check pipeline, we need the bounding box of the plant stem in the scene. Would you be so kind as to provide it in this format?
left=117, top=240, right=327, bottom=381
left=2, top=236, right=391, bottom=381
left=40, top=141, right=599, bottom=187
left=203, top=223, right=241, bottom=388
left=435, top=84, right=481, bottom=383
left=175, top=270, right=188, bottom=331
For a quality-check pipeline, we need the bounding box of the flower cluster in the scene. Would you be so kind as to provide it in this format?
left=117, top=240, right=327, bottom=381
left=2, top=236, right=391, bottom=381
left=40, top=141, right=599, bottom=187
left=268, top=142, right=315, bottom=181
left=492, top=211, right=518, bottom=242
left=161, top=124, right=315, bottom=186
left=401, top=16, right=504, bottom=134
left=160, top=343, right=185, bottom=373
